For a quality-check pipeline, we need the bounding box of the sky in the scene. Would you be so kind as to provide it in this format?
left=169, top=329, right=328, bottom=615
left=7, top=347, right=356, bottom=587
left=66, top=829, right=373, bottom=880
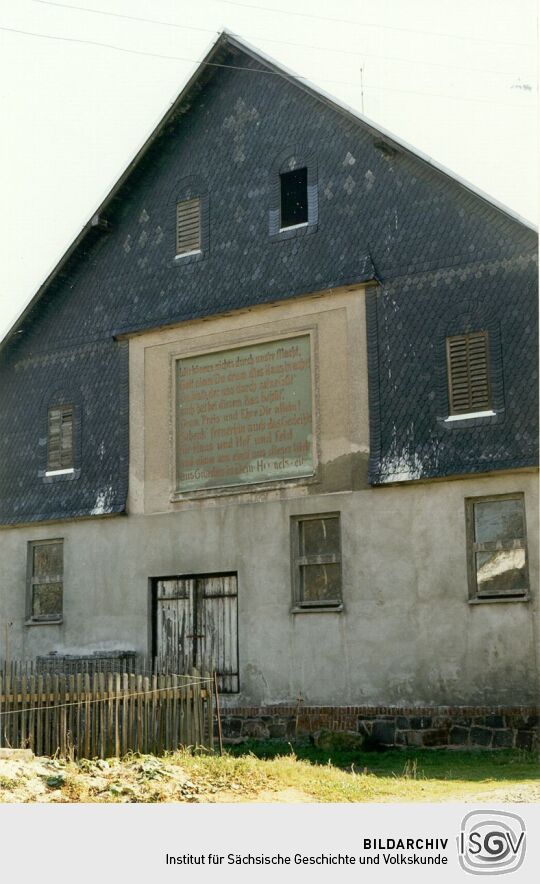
left=0, top=0, right=537, bottom=341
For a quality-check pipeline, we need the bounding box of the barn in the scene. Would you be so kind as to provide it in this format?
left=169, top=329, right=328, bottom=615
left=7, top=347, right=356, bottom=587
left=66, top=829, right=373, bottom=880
left=0, top=33, right=537, bottom=748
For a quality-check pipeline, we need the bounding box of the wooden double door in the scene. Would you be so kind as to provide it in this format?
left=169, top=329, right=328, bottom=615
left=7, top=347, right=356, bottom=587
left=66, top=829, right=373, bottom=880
left=154, top=573, right=239, bottom=693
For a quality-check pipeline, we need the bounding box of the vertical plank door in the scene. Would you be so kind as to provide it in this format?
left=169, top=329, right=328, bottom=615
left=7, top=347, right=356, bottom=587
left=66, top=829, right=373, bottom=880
left=156, top=575, right=238, bottom=692
left=197, top=575, right=239, bottom=694
left=155, top=578, right=195, bottom=673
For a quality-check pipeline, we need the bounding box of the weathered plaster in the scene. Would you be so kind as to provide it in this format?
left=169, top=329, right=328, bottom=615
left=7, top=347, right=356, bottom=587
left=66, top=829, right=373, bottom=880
left=0, top=471, right=537, bottom=707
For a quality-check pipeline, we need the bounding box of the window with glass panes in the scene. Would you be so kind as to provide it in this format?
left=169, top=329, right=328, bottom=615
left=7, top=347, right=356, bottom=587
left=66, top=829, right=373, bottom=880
left=291, top=514, right=342, bottom=608
left=27, top=539, right=63, bottom=621
left=466, top=494, right=529, bottom=600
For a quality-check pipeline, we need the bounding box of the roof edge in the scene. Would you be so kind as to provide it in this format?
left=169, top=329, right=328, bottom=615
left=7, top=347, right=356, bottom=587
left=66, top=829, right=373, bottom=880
left=0, top=32, right=229, bottom=354
left=223, top=32, right=537, bottom=234
left=1, top=30, right=536, bottom=354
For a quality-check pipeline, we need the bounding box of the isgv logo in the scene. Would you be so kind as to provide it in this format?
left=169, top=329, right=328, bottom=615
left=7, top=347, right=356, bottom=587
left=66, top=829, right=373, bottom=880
left=458, top=810, right=526, bottom=875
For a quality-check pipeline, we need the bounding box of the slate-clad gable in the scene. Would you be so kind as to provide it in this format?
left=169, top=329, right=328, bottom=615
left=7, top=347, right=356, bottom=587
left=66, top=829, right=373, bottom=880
left=0, top=39, right=537, bottom=525
left=0, top=339, right=128, bottom=524
left=367, top=254, right=538, bottom=484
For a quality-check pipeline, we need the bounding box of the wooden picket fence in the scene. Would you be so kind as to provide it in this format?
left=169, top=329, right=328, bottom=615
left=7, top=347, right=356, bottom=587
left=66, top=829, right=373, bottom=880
left=0, top=660, right=214, bottom=759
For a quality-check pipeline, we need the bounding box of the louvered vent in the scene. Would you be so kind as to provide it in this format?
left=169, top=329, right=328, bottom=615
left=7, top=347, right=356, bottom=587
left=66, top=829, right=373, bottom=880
left=47, top=405, right=74, bottom=471
left=176, top=197, right=201, bottom=256
left=446, top=332, right=491, bottom=415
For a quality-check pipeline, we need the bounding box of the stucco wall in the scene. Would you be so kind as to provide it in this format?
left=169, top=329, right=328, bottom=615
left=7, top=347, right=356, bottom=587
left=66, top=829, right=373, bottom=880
left=0, top=470, right=537, bottom=706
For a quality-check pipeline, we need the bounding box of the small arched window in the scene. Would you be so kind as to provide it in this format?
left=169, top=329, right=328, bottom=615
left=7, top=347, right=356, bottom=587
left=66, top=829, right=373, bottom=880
left=269, top=148, right=318, bottom=240
left=47, top=404, right=74, bottom=473
left=171, top=177, right=209, bottom=264
left=39, top=388, right=81, bottom=481
left=176, top=197, right=202, bottom=256
left=280, top=167, right=308, bottom=229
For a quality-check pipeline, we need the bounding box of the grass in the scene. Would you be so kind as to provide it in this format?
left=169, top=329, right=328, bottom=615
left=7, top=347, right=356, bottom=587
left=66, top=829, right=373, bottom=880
left=230, top=739, right=538, bottom=780
left=0, top=743, right=538, bottom=803
left=217, top=742, right=540, bottom=802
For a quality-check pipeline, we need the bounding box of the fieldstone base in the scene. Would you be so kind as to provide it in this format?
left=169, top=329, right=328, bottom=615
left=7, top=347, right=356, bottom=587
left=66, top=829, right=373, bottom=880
left=218, top=705, right=539, bottom=750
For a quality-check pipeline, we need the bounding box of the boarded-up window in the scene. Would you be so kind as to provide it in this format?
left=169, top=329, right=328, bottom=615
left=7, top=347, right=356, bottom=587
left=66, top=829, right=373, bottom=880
left=291, top=514, right=342, bottom=609
left=280, top=168, right=308, bottom=228
left=28, top=540, right=63, bottom=621
left=176, top=197, right=201, bottom=256
left=466, top=495, right=529, bottom=600
left=446, top=332, right=491, bottom=415
left=47, top=405, right=74, bottom=472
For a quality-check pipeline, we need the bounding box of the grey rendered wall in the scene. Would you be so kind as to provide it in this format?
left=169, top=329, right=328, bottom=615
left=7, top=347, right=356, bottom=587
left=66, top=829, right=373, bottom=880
left=0, top=470, right=537, bottom=706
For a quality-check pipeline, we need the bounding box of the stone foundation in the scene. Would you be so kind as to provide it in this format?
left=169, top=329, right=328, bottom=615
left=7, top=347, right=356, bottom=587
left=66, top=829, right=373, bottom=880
left=218, top=705, right=539, bottom=750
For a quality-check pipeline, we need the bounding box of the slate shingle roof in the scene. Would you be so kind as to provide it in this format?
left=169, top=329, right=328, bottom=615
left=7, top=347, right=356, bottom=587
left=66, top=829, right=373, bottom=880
left=0, top=34, right=537, bottom=525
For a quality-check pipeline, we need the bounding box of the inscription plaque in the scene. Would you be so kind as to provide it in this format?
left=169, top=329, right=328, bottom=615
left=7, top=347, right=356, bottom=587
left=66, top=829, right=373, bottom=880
left=175, top=335, right=313, bottom=492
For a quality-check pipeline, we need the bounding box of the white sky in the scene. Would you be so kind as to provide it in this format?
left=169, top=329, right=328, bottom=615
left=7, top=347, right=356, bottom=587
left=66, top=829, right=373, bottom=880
left=0, top=0, right=537, bottom=341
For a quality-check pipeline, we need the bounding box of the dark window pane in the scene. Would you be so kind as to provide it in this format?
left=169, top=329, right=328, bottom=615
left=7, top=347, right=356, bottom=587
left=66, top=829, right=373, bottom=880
left=32, top=583, right=62, bottom=617
left=300, top=563, right=341, bottom=602
left=474, top=499, right=525, bottom=544
left=476, top=549, right=527, bottom=596
left=280, top=168, right=308, bottom=228
left=33, top=542, right=63, bottom=578
left=300, top=517, right=340, bottom=557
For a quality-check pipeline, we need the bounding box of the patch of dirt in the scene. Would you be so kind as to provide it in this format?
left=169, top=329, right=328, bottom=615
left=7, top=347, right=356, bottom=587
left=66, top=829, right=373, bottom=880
left=212, top=787, right=312, bottom=803
left=0, top=757, right=51, bottom=802
left=460, top=784, right=540, bottom=804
